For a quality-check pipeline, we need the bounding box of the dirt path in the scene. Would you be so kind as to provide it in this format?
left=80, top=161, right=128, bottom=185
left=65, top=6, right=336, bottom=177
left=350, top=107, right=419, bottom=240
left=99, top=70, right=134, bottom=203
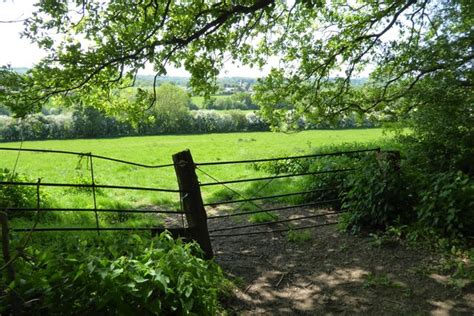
left=206, top=206, right=474, bottom=315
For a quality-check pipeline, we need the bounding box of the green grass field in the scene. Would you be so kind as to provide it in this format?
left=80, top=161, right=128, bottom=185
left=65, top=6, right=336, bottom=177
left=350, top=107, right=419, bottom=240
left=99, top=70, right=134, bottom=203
left=191, top=95, right=229, bottom=107
left=1, top=129, right=392, bottom=228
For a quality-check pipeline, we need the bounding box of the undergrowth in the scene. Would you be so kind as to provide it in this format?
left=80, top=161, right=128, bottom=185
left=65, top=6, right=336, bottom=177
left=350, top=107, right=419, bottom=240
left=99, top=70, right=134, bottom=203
left=1, top=232, right=228, bottom=315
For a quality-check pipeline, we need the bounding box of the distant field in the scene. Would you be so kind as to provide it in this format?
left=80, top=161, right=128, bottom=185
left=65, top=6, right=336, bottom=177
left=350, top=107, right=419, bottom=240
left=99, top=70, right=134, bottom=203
left=191, top=95, right=230, bottom=107
left=1, top=129, right=391, bottom=228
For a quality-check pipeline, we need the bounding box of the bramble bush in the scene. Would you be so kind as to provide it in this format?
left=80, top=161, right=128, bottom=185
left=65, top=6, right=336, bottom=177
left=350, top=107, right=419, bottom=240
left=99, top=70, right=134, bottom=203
left=1, top=232, right=228, bottom=315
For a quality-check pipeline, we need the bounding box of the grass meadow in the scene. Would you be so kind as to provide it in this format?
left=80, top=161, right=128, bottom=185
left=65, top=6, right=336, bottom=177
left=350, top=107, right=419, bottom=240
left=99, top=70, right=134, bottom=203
left=1, top=129, right=391, bottom=229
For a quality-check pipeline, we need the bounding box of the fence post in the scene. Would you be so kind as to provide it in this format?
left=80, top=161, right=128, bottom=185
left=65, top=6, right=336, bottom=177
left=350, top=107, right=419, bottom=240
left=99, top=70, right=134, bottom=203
left=172, top=150, right=213, bottom=259
left=1, top=212, right=20, bottom=315
left=376, top=150, right=401, bottom=172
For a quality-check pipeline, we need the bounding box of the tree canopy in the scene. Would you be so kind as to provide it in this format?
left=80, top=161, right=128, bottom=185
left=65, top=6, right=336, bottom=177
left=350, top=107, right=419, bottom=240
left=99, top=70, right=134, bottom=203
left=0, top=0, right=472, bottom=126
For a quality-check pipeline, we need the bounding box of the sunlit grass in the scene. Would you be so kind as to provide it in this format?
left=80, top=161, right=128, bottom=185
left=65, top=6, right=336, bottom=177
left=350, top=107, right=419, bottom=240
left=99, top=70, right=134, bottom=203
left=1, top=129, right=392, bottom=228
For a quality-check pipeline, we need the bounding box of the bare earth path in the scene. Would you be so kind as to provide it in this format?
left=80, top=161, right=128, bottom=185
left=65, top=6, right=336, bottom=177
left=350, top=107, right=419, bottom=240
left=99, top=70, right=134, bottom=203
left=206, top=207, right=474, bottom=315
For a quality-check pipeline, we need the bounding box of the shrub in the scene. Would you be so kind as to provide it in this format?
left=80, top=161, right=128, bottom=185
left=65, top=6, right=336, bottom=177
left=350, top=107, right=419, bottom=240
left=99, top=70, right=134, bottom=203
left=0, top=115, right=12, bottom=132
left=253, top=143, right=382, bottom=204
left=416, top=171, right=474, bottom=239
left=339, top=154, right=415, bottom=234
left=1, top=232, right=227, bottom=315
left=72, top=105, right=133, bottom=138
left=0, top=169, right=51, bottom=219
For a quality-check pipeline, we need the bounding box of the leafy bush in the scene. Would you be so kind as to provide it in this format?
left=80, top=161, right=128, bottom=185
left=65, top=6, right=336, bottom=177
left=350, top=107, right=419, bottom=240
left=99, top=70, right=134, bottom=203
left=339, top=154, right=415, bottom=234
left=416, top=172, right=474, bottom=239
left=0, top=169, right=51, bottom=219
left=72, top=105, right=133, bottom=138
left=253, top=143, right=383, bottom=204
left=397, top=75, right=474, bottom=176
left=201, top=93, right=259, bottom=110
left=1, top=232, right=227, bottom=315
left=1, top=114, right=75, bottom=141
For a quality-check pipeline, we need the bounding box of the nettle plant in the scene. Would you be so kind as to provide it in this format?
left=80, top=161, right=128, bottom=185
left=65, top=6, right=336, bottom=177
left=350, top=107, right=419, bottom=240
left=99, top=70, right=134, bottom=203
left=1, top=232, right=228, bottom=315
left=416, top=172, right=474, bottom=239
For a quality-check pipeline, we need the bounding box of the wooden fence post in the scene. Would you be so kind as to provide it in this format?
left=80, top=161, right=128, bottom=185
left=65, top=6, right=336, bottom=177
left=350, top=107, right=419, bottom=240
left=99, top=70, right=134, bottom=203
left=376, top=150, right=401, bottom=172
left=172, top=150, right=213, bottom=259
left=1, top=212, right=20, bottom=315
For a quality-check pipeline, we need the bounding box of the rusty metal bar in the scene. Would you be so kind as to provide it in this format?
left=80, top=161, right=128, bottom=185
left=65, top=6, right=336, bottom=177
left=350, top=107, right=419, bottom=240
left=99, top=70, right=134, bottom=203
left=89, top=155, right=100, bottom=235
left=0, top=147, right=174, bottom=169
left=209, top=211, right=345, bottom=232
left=11, top=227, right=170, bottom=232
left=196, top=148, right=380, bottom=166
left=209, top=222, right=339, bottom=238
left=207, top=199, right=340, bottom=219
left=0, top=181, right=182, bottom=193
left=7, top=207, right=189, bottom=214
left=199, top=169, right=354, bottom=186
left=203, top=187, right=338, bottom=207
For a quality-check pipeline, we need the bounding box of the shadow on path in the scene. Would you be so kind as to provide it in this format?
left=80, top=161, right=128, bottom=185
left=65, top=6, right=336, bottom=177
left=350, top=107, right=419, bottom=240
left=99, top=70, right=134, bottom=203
left=208, top=207, right=473, bottom=315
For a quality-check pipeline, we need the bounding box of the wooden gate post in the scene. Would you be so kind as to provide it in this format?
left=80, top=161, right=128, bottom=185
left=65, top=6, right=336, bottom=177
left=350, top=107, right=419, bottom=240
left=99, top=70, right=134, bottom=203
left=1, top=212, right=20, bottom=315
left=172, top=150, right=213, bottom=259
left=376, top=150, right=401, bottom=172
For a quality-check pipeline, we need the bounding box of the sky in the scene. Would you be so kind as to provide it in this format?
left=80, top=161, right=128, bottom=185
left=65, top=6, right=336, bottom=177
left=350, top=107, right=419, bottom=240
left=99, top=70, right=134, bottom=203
left=0, top=1, right=272, bottom=78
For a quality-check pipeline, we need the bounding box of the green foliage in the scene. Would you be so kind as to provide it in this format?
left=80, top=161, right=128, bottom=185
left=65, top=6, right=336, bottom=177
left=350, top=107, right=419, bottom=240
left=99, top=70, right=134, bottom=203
left=397, top=75, right=474, bottom=175
left=416, top=172, right=473, bottom=239
left=253, top=142, right=388, bottom=204
left=208, top=189, right=235, bottom=204
left=0, top=104, right=11, bottom=116
left=1, top=232, right=227, bottom=315
left=339, top=154, right=414, bottom=234
left=437, top=247, right=474, bottom=289
left=254, top=1, right=472, bottom=130
left=0, top=66, right=34, bottom=116
left=71, top=104, right=131, bottom=139
left=363, top=273, right=399, bottom=289
left=2, top=0, right=468, bottom=132
left=200, top=93, right=258, bottom=110
left=151, top=83, right=192, bottom=132
left=286, top=229, right=312, bottom=243
left=1, top=114, right=76, bottom=141
left=248, top=212, right=277, bottom=223
left=0, top=109, right=272, bottom=141
left=67, top=174, right=104, bottom=195
left=98, top=200, right=137, bottom=224
left=0, top=169, right=51, bottom=219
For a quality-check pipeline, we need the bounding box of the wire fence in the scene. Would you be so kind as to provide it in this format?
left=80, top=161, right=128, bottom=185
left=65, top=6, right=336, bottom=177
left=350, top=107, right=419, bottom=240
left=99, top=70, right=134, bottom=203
left=0, top=147, right=185, bottom=235
left=0, top=147, right=175, bottom=169
left=2, top=146, right=384, bottom=254
left=196, top=148, right=381, bottom=238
